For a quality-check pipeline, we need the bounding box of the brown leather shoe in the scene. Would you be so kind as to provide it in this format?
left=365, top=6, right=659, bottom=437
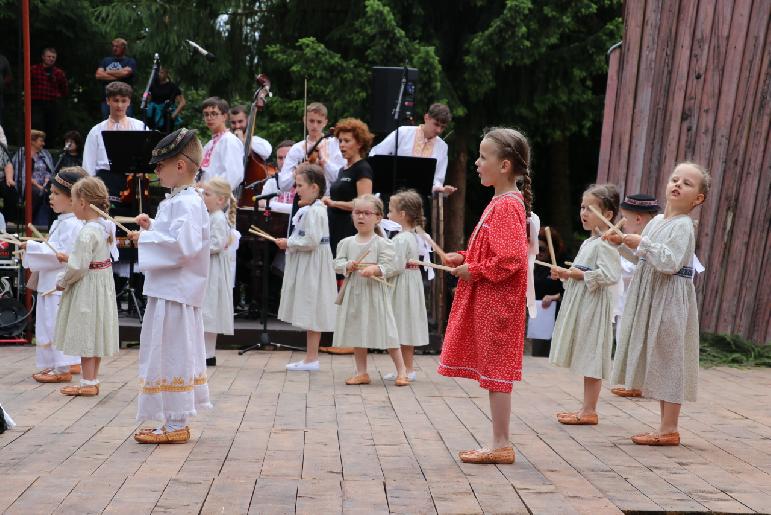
left=345, top=373, right=371, bottom=385
left=60, top=384, right=99, bottom=396
left=611, top=387, right=642, bottom=397
left=33, top=371, right=72, bottom=383
left=394, top=376, right=410, bottom=387
left=459, top=447, right=515, bottom=464
left=69, top=364, right=81, bottom=375
left=631, top=432, right=680, bottom=446
left=134, top=426, right=191, bottom=444
left=320, top=346, right=354, bottom=355
left=556, top=412, right=598, bottom=425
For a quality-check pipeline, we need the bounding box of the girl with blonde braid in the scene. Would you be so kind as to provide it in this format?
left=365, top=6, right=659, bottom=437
left=201, top=177, right=237, bottom=366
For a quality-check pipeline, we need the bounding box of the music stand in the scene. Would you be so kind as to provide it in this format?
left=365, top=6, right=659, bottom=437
left=369, top=155, right=435, bottom=218
left=102, top=130, right=163, bottom=322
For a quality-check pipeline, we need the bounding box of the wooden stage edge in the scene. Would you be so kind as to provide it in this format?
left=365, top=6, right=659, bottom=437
left=1, top=349, right=770, bottom=514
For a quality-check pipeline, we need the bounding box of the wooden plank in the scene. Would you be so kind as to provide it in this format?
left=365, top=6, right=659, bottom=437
left=641, top=0, right=681, bottom=196
left=609, top=0, right=646, bottom=192
left=596, top=45, right=622, bottom=183
left=659, top=0, right=700, bottom=197
left=697, top=0, right=752, bottom=332
left=715, top=0, right=770, bottom=334
left=626, top=0, right=664, bottom=195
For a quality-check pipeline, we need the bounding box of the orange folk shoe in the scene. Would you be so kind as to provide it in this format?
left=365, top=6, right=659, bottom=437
left=556, top=412, right=598, bottom=425
left=33, top=371, right=72, bottom=383
left=69, top=364, right=81, bottom=375
left=394, top=376, right=410, bottom=387
left=631, top=432, right=680, bottom=446
left=611, top=387, right=642, bottom=397
left=134, top=426, right=191, bottom=444
left=459, top=447, right=515, bottom=464
left=345, top=373, right=371, bottom=385
left=60, top=384, right=99, bottom=396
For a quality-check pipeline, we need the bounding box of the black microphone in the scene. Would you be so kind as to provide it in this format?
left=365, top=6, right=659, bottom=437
left=244, top=176, right=271, bottom=190
left=186, top=40, right=216, bottom=62
left=252, top=191, right=279, bottom=202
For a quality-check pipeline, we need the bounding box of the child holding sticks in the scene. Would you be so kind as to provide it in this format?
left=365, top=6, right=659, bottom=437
left=608, top=163, right=710, bottom=446
left=54, top=176, right=120, bottom=396
left=548, top=183, right=622, bottom=425
left=201, top=177, right=237, bottom=367
left=275, top=163, right=337, bottom=371
left=22, top=167, right=87, bottom=383
left=129, top=128, right=211, bottom=444
left=437, top=127, right=531, bottom=465
left=383, top=190, right=429, bottom=382
left=332, top=194, right=407, bottom=385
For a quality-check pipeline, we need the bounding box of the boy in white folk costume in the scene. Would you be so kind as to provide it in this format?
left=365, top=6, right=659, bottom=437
left=130, top=128, right=211, bottom=444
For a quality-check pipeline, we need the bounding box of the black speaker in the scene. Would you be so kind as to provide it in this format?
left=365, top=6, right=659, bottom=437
left=370, top=66, right=418, bottom=134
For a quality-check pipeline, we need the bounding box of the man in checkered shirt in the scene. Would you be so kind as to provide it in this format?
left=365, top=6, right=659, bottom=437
left=31, top=47, right=68, bottom=145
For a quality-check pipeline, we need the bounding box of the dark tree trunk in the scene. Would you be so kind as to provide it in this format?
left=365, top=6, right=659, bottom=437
left=445, top=132, right=468, bottom=253
left=548, top=138, right=573, bottom=251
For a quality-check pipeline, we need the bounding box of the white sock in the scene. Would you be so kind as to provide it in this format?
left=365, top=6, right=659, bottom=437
left=165, top=417, right=188, bottom=432
left=204, top=332, right=217, bottom=359
left=53, top=366, right=70, bottom=374
left=80, top=378, right=98, bottom=386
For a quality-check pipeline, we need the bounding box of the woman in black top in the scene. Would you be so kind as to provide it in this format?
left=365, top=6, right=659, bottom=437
left=323, top=118, right=374, bottom=256
left=147, top=66, right=186, bottom=133
left=59, top=130, right=83, bottom=169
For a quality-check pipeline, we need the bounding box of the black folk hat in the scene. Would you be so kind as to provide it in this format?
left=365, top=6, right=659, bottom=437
left=149, top=128, right=198, bottom=165
left=620, top=193, right=660, bottom=213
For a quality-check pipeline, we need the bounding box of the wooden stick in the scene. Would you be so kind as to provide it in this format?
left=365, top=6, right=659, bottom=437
left=588, top=205, right=625, bottom=237
left=408, top=259, right=455, bottom=273
left=415, top=226, right=448, bottom=262
left=248, top=226, right=278, bottom=243
left=19, top=236, right=44, bottom=241
left=335, top=243, right=374, bottom=304
left=113, top=215, right=140, bottom=225
left=544, top=226, right=557, bottom=267
left=0, top=233, right=22, bottom=245
left=27, top=224, right=57, bottom=253
left=41, top=288, right=58, bottom=297
left=535, top=259, right=558, bottom=269
left=565, top=260, right=573, bottom=266
left=89, top=204, right=132, bottom=234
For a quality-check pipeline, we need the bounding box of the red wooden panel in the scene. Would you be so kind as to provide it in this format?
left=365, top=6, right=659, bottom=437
left=596, top=46, right=622, bottom=183
left=626, top=0, right=664, bottom=195
left=641, top=0, right=681, bottom=196
left=658, top=0, right=699, bottom=196
left=694, top=0, right=757, bottom=331
left=609, top=0, right=646, bottom=193
left=716, top=0, right=768, bottom=334
left=676, top=0, right=716, bottom=160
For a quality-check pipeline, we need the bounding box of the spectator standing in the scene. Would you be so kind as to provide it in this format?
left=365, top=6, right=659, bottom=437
left=11, top=130, right=55, bottom=226
left=147, top=66, right=186, bottom=133
left=59, top=130, right=84, bottom=168
left=31, top=48, right=68, bottom=145
left=95, top=38, right=137, bottom=119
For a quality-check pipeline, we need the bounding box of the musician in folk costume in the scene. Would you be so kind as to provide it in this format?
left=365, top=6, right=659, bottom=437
left=198, top=97, right=244, bottom=192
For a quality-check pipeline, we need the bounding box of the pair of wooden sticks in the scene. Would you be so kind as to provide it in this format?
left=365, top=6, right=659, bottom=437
left=336, top=242, right=375, bottom=304
left=248, top=225, right=278, bottom=243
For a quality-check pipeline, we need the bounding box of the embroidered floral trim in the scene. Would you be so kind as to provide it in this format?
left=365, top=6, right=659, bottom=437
left=139, top=373, right=208, bottom=394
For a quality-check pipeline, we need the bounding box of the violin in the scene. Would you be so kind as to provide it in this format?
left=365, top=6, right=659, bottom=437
left=239, top=74, right=275, bottom=208
left=304, top=131, right=335, bottom=165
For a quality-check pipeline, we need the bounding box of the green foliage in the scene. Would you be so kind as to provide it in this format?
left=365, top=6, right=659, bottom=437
left=700, top=333, right=771, bottom=368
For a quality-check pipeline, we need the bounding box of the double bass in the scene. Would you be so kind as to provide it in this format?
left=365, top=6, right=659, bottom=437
left=238, top=74, right=276, bottom=208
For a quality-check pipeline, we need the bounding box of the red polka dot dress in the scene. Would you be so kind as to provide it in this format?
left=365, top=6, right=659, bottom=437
left=437, top=192, right=529, bottom=393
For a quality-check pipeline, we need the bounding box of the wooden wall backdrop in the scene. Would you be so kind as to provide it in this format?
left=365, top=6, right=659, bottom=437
left=596, top=0, right=770, bottom=343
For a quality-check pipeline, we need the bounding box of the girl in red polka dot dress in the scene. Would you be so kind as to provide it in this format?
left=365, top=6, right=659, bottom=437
left=438, top=127, right=531, bottom=464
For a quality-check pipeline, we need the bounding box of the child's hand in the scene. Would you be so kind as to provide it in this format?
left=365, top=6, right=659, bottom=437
left=127, top=231, right=140, bottom=243
left=621, top=233, right=642, bottom=249
left=135, top=214, right=151, bottom=230
left=55, top=252, right=68, bottom=263
left=345, top=260, right=357, bottom=274
left=359, top=264, right=381, bottom=278
left=18, top=241, right=27, bottom=250
left=443, top=252, right=465, bottom=267
left=451, top=264, right=472, bottom=281
left=275, top=238, right=287, bottom=250
left=541, top=294, right=558, bottom=308
left=55, top=284, right=65, bottom=291
left=550, top=266, right=570, bottom=280
left=602, top=230, right=623, bottom=245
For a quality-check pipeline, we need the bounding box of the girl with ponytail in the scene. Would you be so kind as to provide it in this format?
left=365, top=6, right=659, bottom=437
left=201, top=177, right=237, bottom=366
left=437, top=127, right=531, bottom=464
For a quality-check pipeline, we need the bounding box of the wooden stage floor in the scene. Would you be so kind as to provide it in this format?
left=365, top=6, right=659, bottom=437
left=1, top=347, right=770, bottom=514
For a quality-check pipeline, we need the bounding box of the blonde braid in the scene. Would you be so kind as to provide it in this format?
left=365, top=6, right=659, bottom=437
left=228, top=193, right=237, bottom=227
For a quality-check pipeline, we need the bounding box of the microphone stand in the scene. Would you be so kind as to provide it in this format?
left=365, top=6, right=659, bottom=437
left=239, top=206, right=304, bottom=354
left=141, top=53, right=160, bottom=131
left=52, top=143, right=71, bottom=173
left=391, top=64, right=408, bottom=181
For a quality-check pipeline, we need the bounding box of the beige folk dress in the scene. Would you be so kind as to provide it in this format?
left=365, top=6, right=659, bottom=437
left=611, top=214, right=700, bottom=403
left=387, top=230, right=429, bottom=347
left=549, top=236, right=621, bottom=379
left=202, top=210, right=234, bottom=336
left=278, top=200, right=337, bottom=332
left=54, top=221, right=119, bottom=358
left=333, top=234, right=399, bottom=349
